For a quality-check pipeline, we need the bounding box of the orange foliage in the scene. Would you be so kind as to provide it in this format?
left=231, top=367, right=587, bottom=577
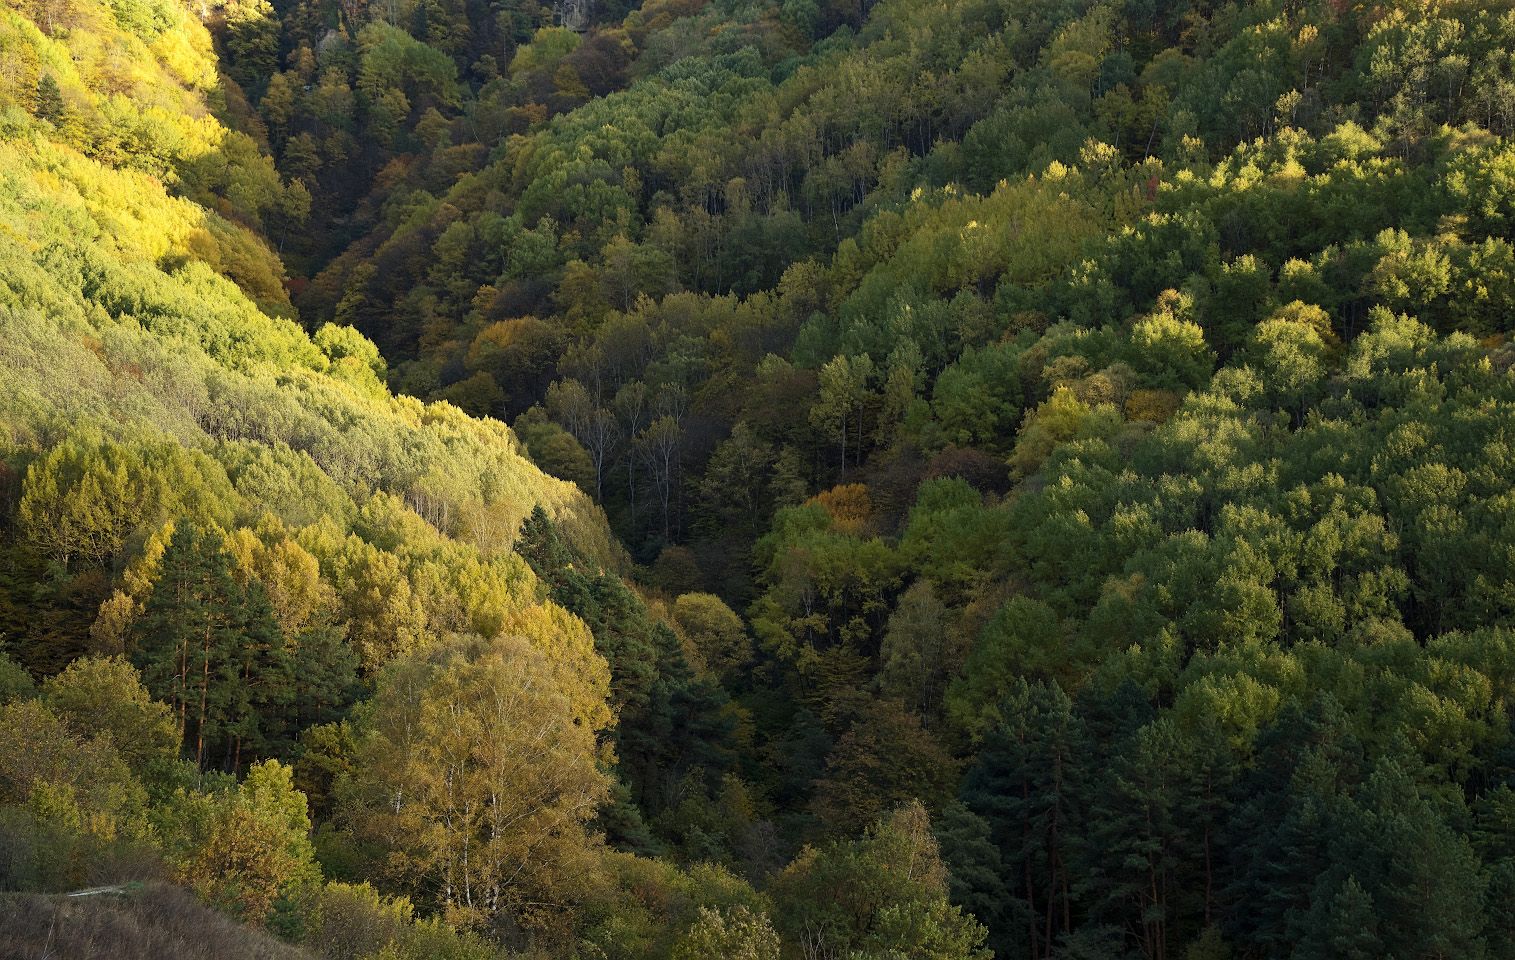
left=809, top=483, right=872, bottom=536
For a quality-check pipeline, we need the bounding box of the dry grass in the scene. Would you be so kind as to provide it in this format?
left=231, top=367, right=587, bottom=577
left=0, top=883, right=314, bottom=960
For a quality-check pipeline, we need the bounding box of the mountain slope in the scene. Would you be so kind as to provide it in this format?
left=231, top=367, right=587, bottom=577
left=0, top=1, right=984, bottom=958
left=12, top=0, right=1515, bottom=958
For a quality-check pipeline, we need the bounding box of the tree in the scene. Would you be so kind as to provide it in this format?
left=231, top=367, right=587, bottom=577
left=695, top=422, right=774, bottom=541
left=901, top=478, right=1012, bottom=602
left=516, top=508, right=735, bottom=836
left=548, top=378, right=620, bottom=500
left=959, top=679, right=1084, bottom=960
left=1294, top=875, right=1383, bottom=960
left=636, top=415, right=682, bottom=541
left=947, top=599, right=1064, bottom=738
left=225, top=528, right=336, bottom=639
left=288, top=621, right=360, bottom=734
left=35, top=73, right=63, bottom=123
left=1007, top=388, right=1121, bottom=478
left=811, top=700, right=958, bottom=832
left=223, top=0, right=281, bottom=94
left=0, top=698, right=151, bottom=850
left=130, top=523, right=290, bottom=773
left=672, top=906, right=781, bottom=960
left=514, top=407, right=597, bottom=493
left=340, top=630, right=612, bottom=928
left=1329, top=759, right=1489, bottom=960
left=260, top=72, right=296, bottom=143
left=18, top=431, right=235, bottom=570
left=1124, top=291, right=1213, bottom=391
left=1223, top=698, right=1362, bottom=957
left=932, top=344, right=1021, bottom=450
left=172, top=760, right=318, bottom=925
left=934, top=802, right=1011, bottom=951
left=41, top=656, right=177, bottom=774
left=1245, top=302, right=1334, bottom=420
left=0, top=652, right=34, bottom=704
left=335, top=0, right=368, bottom=32
left=467, top=317, right=565, bottom=417
left=600, top=235, right=678, bottom=310
left=1078, top=718, right=1234, bottom=960
left=771, top=802, right=990, bottom=960
left=810, top=354, right=874, bottom=472
left=878, top=581, right=967, bottom=724
left=672, top=592, right=751, bottom=681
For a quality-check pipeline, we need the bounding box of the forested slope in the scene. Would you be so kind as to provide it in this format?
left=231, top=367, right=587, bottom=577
left=0, top=0, right=979, bottom=957
left=8, top=0, right=1515, bottom=957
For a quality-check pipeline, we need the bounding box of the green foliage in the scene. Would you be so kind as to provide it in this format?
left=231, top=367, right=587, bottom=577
left=670, top=905, right=779, bottom=960
left=671, top=591, right=751, bottom=680
left=19, top=430, right=236, bottom=569
left=0, top=651, right=38, bottom=704
left=357, top=23, right=461, bottom=112
left=515, top=507, right=735, bottom=852
left=305, top=881, right=498, bottom=960
left=130, top=522, right=292, bottom=772
left=810, top=699, right=958, bottom=832
left=877, top=580, right=967, bottom=724
left=771, top=802, right=989, bottom=960
left=338, top=629, right=612, bottom=929
left=17, top=0, right=1515, bottom=956
left=166, top=759, right=320, bottom=924
left=0, top=697, right=152, bottom=852
left=42, top=655, right=178, bottom=773
left=947, top=599, right=1065, bottom=739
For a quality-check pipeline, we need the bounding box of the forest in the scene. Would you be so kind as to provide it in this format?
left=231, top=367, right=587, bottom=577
left=4, top=0, right=1515, bottom=956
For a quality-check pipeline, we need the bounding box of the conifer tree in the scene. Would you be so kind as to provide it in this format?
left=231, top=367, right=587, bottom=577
left=35, top=74, right=63, bottom=123
left=1295, top=875, right=1383, bottom=960
left=959, top=679, right=1084, bottom=960
left=131, top=524, right=291, bottom=772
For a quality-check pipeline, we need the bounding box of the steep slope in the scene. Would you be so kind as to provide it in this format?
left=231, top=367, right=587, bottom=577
left=0, top=0, right=619, bottom=662
left=223, top=0, right=1515, bottom=956
left=0, top=2, right=987, bottom=959
left=278, top=0, right=1515, bottom=569
left=0, top=0, right=618, bottom=943
left=0, top=885, right=317, bottom=960
left=15, top=0, right=1515, bottom=958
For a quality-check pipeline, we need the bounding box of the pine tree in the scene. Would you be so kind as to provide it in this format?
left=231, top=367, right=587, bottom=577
left=132, top=524, right=226, bottom=769
left=131, top=523, right=292, bottom=773
left=961, top=679, right=1085, bottom=960
left=1222, top=697, right=1363, bottom=955
left=1341, top=760, right=1489, bottom=959
left=224, top=579, right=292, bottom=773
left=1295, top=875, right=1383, bottom=960
left=289, top=620, right=359, bottom=733
left=35, top=73, right=63, bottom=123
left=1079, top=719, right=1189, bottom=960
left=934, top=801, right=1010, bottom=948
left=516, top=505, right=578, bottom=586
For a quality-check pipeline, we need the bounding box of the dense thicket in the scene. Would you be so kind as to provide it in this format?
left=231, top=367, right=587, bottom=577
left=9, top=0, right=1515, bottom=956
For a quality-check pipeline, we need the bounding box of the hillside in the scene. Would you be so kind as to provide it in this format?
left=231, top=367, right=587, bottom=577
left=0, top=885, right=317, bottom=960
left=7, top=0, right=1515, bottom=958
